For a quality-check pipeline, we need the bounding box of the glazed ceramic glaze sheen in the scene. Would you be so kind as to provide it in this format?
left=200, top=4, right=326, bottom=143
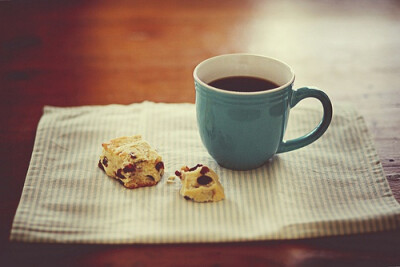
left=194, top=54, right=332, bottom=170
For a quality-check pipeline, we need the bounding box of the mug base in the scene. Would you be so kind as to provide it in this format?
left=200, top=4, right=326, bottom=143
left=216, top=157, right=276, bottom=171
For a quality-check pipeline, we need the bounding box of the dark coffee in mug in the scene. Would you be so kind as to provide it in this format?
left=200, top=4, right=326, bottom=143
left=208, top=76, right=279, bottom=92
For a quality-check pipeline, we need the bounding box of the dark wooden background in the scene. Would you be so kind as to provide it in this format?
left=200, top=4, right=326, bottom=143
left=1, top=0, right=399, bottom=266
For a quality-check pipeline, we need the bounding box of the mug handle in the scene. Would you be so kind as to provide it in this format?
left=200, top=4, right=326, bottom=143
left=277, top=87, right=333, bottom=153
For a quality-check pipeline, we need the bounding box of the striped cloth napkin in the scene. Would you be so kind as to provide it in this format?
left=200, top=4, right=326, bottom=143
left=10, top=101, right=400, bottom=243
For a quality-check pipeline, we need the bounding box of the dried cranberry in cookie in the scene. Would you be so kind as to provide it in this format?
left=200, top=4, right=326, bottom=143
left=197, top=175, right=213, bottom=185
left=123, top=164, right=136, bottom=173
left=98, top=160, right=105, bottom=171
left=102, top=157, right=108, bottom=167
left=155, top=161, right=164, bottom=172
left=116, top=169, right=125, bottom=179
left=189, top=164, right=203, bottom=171
left=200, top=166, right=209, bottom=175
left=99, top=135, right=164, bottom=189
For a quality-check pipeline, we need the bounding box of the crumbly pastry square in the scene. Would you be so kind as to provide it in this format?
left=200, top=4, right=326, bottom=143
left=176, top=164, right=225, bottom=202
left=98, top=135, right=164, bottom=189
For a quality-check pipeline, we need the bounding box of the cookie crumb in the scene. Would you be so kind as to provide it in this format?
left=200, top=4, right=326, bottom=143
left=167, top=175, right=176, bottom=184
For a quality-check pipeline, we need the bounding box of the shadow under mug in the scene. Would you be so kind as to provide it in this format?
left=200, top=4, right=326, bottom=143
left=194, top=54, right=333, bottom=170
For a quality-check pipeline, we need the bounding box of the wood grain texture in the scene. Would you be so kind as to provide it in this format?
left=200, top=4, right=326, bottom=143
left=1, top=0, right=399, bottom=266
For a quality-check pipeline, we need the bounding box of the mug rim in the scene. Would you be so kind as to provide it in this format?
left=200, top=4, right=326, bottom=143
left=193, top=53, right=295, bottom=96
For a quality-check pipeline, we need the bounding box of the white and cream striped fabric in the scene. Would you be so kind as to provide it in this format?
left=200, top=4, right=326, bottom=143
left=10, top=102, right=400, bottom=243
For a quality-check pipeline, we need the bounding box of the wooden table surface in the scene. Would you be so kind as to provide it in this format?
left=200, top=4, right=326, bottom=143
left=1, top=0, right=399, bottom=266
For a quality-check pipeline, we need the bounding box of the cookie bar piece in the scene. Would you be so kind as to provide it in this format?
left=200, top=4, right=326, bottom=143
left=176, top=164, right=225, bottom=202
left=98, top=135, right=164, bottom=189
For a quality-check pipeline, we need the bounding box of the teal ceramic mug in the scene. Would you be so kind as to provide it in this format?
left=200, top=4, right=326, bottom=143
left=194, top=54, right=332, bottom=170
